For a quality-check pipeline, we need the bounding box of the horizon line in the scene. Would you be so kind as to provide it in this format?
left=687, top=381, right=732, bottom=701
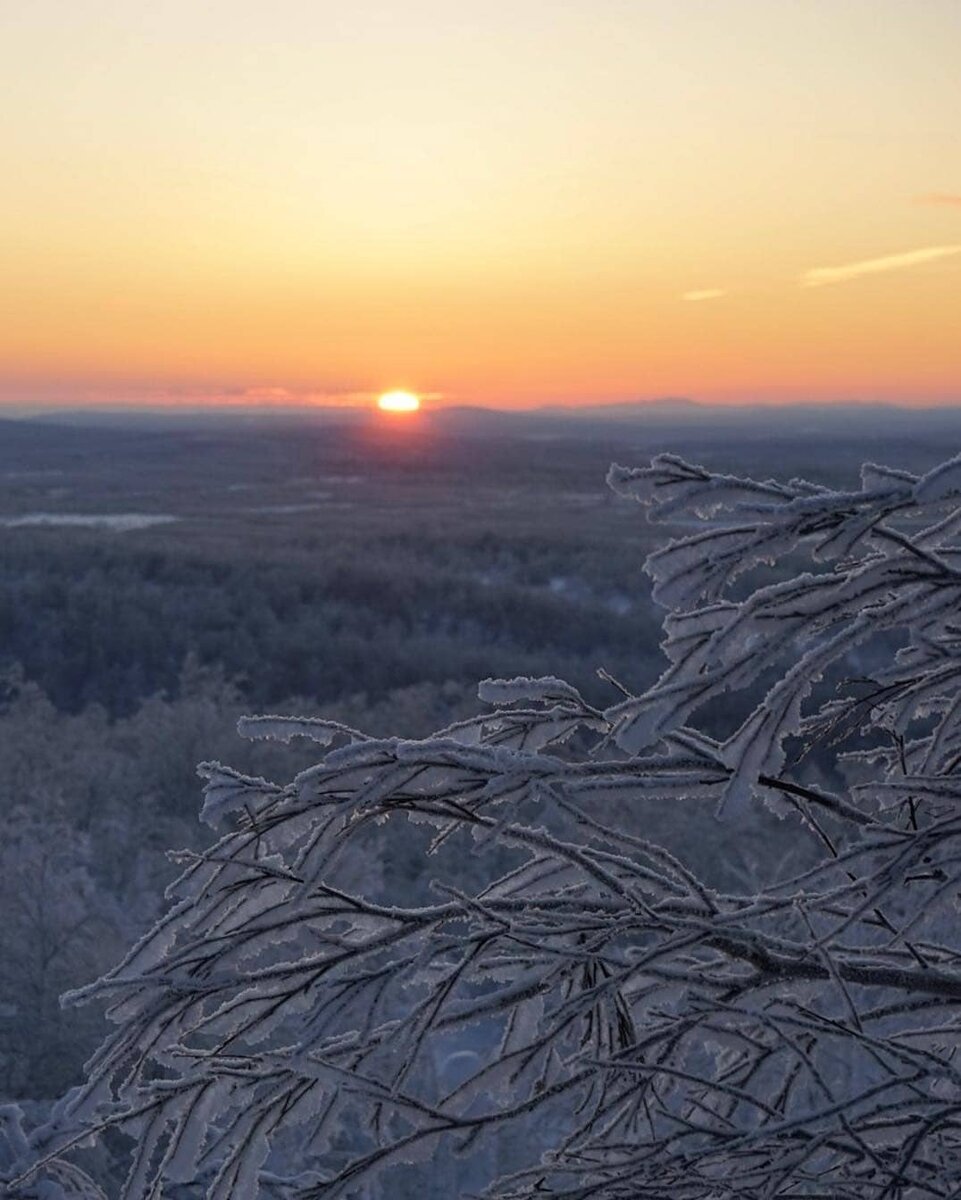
left=4, top=394, right=961, bottom=420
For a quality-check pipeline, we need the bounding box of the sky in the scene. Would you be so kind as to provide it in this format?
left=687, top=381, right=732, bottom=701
left=1, top=0, right=959, bottom=410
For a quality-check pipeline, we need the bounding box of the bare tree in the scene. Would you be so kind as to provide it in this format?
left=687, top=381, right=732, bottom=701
left=12, top=452, right=961, bottom=1198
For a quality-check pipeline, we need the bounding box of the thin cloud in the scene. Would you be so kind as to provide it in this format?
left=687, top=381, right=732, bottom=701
left=682, top=289, right=727, bottom=302
left=178, top=386, right=374, bottom=408
left=915, top=193, right=961, bottom=208
left=800, top=245, right=961, bottom=288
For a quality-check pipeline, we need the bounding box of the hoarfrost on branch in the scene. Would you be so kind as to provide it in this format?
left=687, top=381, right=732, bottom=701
left=12, top=452, right=961, bottom=1198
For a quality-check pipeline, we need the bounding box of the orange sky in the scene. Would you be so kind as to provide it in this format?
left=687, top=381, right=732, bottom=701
left=2, top=0, right=959, bottom=410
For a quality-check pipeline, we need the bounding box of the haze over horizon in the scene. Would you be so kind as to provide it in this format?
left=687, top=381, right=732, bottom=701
left=2, top=1, right=959, bottom=412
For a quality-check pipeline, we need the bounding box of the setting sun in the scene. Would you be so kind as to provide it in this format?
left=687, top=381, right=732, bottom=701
left=377, top=390, right=421, bottom=414
left=2, top=2, right=960, bottom=412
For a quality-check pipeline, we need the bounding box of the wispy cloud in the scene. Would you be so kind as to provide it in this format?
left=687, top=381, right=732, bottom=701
left=915, top=193, right=961, bottom=208
left=800, top=245, right=961, bottom=288
left=682, top=288, right=727, bottom=302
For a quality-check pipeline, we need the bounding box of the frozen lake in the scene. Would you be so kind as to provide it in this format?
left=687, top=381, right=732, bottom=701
left=0, top=512, right=178, bottom=531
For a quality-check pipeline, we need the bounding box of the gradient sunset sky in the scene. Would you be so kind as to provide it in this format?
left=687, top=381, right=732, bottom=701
left=2, top=0, right=959, bottom=410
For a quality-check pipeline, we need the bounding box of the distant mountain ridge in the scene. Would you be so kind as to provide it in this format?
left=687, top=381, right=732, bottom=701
left=4, top=396, right=961, bottom=439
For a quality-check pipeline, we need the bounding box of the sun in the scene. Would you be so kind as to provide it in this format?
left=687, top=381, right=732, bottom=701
left=377, top=390, right=420, bottom=413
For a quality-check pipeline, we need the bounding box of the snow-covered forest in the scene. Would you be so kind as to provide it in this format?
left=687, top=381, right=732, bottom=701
left=3, top=413, right=961, bottom=1197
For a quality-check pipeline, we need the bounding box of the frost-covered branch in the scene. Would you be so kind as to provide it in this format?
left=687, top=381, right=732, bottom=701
left=13, top=451, right=961, bottom=1199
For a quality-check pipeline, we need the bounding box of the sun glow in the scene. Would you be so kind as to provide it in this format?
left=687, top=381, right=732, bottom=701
left=377, top=390, right=420, bottom=413
left=3, top=6, right=960, bottom=411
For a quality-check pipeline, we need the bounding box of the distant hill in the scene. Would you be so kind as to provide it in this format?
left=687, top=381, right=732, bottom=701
left=4, top=397, right=961, bottom=441
left=537, top=397, right=702, bottom=421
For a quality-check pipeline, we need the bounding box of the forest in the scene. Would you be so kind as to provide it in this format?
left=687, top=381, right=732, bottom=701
left=2, top=407, right=961, bottom=1195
